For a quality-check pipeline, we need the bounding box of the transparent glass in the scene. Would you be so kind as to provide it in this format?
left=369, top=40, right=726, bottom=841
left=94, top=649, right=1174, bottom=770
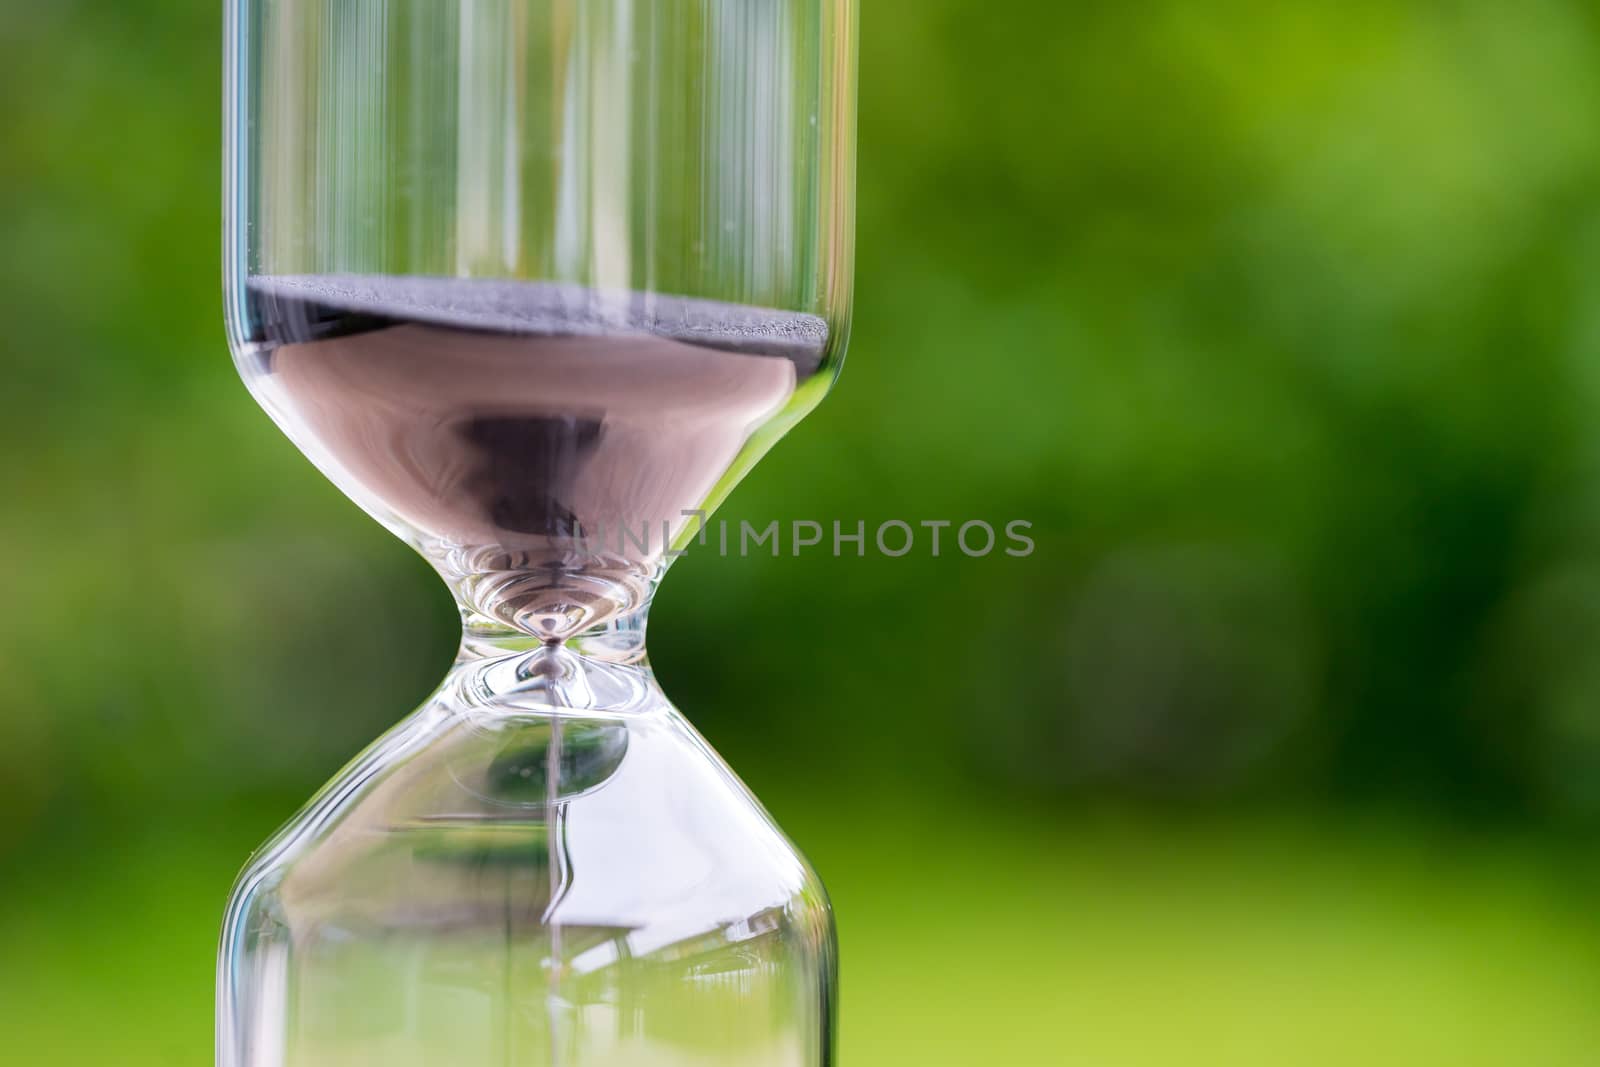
left=218, top=2, right=854, bottom=1064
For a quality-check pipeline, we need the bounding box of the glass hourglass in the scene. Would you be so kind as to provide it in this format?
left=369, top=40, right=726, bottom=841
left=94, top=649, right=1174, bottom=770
left=218, top=1, right=855, bottom=1064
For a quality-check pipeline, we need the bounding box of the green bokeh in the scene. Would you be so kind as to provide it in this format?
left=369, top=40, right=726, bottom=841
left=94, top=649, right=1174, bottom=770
left=7, top=1, right=1600, bottom=1062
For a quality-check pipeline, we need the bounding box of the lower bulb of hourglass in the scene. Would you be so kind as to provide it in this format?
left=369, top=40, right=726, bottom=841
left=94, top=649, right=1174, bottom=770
left=218, top=616, right=835, bottom=1067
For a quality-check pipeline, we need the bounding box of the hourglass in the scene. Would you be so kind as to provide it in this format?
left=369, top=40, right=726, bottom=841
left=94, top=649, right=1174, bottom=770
left=218, top=2, right=855, bottom=1065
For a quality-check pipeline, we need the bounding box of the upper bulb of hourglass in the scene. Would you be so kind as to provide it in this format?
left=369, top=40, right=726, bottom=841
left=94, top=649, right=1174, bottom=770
left=235, top=275, right=833, bottom=643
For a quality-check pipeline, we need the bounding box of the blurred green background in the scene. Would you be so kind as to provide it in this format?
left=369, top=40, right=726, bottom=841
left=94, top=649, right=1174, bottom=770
left=8, top=0, right=1600, bottom=1062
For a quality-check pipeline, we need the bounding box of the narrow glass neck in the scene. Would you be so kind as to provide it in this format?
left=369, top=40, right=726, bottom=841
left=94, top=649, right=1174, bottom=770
left=424, top=530, right=669, bottom=644
left=458, top=602, right=652, bottom=665
left=450, top=602, right=659, bottom=718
